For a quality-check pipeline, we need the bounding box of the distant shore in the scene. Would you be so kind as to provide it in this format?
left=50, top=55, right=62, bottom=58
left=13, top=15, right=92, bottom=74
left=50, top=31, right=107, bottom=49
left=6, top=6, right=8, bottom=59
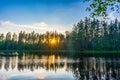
left=0, top=50, right=120, bottom=53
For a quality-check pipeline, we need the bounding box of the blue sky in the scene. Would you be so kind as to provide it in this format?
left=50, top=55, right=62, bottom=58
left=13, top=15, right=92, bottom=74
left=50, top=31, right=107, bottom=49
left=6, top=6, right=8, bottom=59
left=0, top=0, right=86, bottom=22
left=0, top=0, right=97, bottom=33
left=0, top=0, right=91, bottom=34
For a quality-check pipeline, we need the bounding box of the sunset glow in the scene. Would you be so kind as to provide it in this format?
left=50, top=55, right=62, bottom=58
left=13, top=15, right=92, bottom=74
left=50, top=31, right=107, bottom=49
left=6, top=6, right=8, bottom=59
left=50, top=38, right=56, bottom=45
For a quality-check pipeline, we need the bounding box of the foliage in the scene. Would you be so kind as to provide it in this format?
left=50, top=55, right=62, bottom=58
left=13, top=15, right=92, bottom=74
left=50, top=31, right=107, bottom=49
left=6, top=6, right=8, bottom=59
left=85, top=0, right=120, bottom=18
left=0, top=31, right=66, bottom=50
left=70, top=17, right=120, bottom=50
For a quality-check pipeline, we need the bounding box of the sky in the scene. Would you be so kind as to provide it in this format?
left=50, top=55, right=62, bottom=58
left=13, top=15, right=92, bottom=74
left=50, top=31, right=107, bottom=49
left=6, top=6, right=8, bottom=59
left=0, top=0, right=118, bottom=34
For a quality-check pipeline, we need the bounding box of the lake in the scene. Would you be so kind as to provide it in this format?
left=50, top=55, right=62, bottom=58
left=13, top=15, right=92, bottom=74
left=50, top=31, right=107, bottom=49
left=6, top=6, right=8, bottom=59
left=0, top=52, right=120, bottom=80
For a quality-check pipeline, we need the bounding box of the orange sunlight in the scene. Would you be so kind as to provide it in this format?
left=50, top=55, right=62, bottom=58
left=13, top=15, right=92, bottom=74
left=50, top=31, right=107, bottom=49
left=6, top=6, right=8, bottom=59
left=38, top=74, right=45, bottom=79
left=50, top=38, right=56, bottom=45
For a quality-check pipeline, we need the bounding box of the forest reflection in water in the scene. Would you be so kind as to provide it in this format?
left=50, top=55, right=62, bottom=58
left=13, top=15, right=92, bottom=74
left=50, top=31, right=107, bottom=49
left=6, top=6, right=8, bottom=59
left=0, top=52, right=120, bottom=80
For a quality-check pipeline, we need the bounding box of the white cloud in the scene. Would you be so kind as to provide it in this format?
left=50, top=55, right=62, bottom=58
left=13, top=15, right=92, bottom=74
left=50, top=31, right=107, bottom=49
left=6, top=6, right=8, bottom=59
left=108, top=11, right=120, bottom=21
left=0, top=21, right=49, bottom=34
left=0, top=21, right=15, bottom=27
left=0, top=21, right=48, bottom=29
left=32, top=22, right=47, bottom=27
left=0, top=21, right=69, bottom=34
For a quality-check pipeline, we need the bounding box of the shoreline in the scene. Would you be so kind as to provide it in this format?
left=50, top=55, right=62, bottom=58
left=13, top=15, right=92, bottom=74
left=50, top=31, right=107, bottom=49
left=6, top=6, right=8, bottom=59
left=0, top=50, right=120, bottom=53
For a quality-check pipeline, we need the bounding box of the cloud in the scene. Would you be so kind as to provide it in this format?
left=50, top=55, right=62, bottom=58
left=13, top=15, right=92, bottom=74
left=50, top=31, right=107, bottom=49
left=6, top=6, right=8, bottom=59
left=32, top=22, right=47, bottom=27
left=108, top=11, right=120, bottom=21
left=0, top=21, right=15, bottom=27
left=0, top=20, right=69, bottom=34
left=0, top=21, right=49, bottom=33
left=0, top=21, right=48, bottom=29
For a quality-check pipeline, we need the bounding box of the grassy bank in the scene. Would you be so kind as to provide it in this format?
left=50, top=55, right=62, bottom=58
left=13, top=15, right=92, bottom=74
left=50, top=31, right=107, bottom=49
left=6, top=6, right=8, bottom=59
left=0, top=50, right=120, bottom=53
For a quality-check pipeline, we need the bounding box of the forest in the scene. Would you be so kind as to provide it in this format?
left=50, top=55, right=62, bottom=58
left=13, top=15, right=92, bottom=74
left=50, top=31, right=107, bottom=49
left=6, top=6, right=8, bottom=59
left=0, top=17, right=120, bottom=51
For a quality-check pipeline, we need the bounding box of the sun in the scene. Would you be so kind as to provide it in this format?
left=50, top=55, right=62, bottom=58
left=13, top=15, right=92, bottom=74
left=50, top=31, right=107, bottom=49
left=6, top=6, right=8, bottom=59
left=51, top=38, right=56, bottom=45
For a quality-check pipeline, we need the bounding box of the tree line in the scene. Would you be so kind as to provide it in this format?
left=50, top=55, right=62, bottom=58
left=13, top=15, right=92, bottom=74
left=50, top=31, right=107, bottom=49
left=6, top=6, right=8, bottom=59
left=0, top=31, right=67, bottom=50
left=69, top=17, right=120, bottom=50
left=0, top=17, right=120, bottom=51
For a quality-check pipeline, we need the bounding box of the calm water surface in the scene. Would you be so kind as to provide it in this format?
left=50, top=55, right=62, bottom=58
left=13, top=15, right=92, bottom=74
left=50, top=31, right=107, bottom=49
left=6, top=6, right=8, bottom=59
left=0, top=52, right=120, bottom=80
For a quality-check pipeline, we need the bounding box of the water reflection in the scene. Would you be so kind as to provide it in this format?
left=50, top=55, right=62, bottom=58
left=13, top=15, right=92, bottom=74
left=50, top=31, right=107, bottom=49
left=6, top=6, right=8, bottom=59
left=1, top=55, right=56, bottom=71
left=0, top=53, right=120, bottom=80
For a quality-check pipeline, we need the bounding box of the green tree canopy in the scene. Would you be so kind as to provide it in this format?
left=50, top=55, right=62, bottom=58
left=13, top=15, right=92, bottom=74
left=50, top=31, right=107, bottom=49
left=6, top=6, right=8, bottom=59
left=85, top=0, right=120, bottom=18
